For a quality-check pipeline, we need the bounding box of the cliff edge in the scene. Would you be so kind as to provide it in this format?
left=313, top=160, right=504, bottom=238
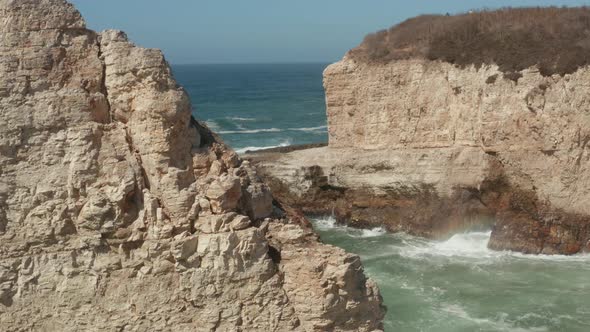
left=0, top=1, right=384, bottom=330
left=251, top=8, right=590, bottom=255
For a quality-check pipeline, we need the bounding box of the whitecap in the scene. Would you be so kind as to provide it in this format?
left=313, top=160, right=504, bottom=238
left=354, top=227, right=387, bottom=238
left=234, top=139, right=292, bottom=154
left=218, top=128, right=283, bottom=134
left=288, top=125, right=328, bottom=132
left=311, top=216, right=590, bottom=261
left=311, top=216, right=386, bottom=238
left=311, top=215, right=337, bottom=230
left=226, top=116, right=256, bottom=121
left=430, top=231, right=495, bottom=258
left=394, top=231, right=590, bottom=263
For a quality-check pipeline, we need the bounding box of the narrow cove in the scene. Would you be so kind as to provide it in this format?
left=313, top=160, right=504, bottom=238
left=310, top=216, right=590, bottom=332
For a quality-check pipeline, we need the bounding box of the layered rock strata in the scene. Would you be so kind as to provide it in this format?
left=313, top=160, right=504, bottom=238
left=0, top=1, right=384, bottom=330
left=250, top=56, right=590, bottom=255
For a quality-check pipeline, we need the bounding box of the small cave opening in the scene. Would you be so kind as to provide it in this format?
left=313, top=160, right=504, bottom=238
left=267, top=245, right=281, bottom=264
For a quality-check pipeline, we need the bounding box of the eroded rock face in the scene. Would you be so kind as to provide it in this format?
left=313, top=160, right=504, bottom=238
left=0, top=1, right=384, bottom=330
left=322, top=57, right=590, bottom=254
left=250, top=56, right=590, bottom=255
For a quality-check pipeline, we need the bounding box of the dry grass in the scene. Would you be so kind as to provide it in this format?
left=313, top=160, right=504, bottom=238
left=349, top=7, right=590, bottom=76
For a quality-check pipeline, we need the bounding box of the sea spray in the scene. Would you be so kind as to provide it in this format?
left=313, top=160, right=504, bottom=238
left=313, top=215, right=386, bottom=238
left=310, top=216, right=590, bottom=332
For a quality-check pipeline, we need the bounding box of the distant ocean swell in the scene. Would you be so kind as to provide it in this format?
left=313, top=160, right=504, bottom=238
left=234, top=139, right=293, bottom=154
left=214, top=124, right=328, bottom=135
left=226, top=116, right=257, bottom=121
left=173, top=63, right=329, bottom=153
left=206, top=116, right=327, bottom=134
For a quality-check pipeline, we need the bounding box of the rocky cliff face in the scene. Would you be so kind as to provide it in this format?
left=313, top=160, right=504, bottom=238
left=324, top=56, right=590, bottom=254
left=251, top=54, right=590, bottom=255
left=0, top=1, right=384, bottom=330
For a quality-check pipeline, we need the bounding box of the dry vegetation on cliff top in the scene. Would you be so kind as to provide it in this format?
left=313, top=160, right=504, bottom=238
left=349, top=7, right=590, bottom=76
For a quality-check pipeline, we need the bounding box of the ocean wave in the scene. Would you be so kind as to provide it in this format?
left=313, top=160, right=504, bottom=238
left=218, top=128, right=283, bottom=134
left=288, top=125, right=328, bottom=132
left=234, top=139, right=293, bottom=154
left=311, top=216, right=590, bottom=262
left=312, top=216, right=386, bottom=238
left=396, top=231, right=590, bottom=262
left=218, top=126, right=327, bottom=135
left=226, top=116, right=257, bottom=121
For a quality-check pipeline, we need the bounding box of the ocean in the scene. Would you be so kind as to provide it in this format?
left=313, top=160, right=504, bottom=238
left=312, top=216, right=590, bottom=332
left=173, top=63, right=329, bottom=153
left=172, top=63, right=590, bottom=332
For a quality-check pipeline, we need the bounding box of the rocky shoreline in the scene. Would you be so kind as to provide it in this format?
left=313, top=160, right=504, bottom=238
left=247, top=147, right=495, bottom=239
left=0, top=1, right=384, bottom=330
left=298, top=9, right=590, bottom=256
left=247, top=143, right=590, bottom=255
left=4, top=2, right=590, bottom=330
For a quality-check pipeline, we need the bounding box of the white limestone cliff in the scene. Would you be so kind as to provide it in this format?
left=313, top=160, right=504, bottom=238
left=0, top=1, right=384, bottom=330
left=250, top=53, right=590, bottom=255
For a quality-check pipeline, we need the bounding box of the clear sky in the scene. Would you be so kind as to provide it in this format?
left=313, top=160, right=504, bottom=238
left=70, top=0, right=589, bottom=64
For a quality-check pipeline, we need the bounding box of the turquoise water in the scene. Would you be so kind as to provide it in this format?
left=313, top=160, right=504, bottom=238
left=173, top=63, right=329, bottom=152
left=312, top=216, right=590, bottom=332
left=172, top=64, right=590, bottom=331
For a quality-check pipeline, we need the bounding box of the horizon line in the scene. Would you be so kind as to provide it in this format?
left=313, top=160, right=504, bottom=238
left=171, top=61, right=336, bottom=66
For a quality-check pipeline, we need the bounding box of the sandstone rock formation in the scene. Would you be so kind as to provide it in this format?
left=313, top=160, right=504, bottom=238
left=0, top=1, right=384, bottom=330
left=250, top=38, right=590, bottom=255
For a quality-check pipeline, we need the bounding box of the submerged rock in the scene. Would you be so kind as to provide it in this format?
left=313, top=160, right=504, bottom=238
left=0, top=0, right=384, bottom=330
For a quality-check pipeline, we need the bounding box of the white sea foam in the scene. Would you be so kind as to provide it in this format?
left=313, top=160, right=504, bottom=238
left=218, top=128, right=282, bottom=134
left=219, top=125, right=327, bottom=134
left=234, top=139, right=293, bottom=154
left=398, top=231, right=590, bottom=262
left=288, top=125, right=328, bottom=132
left=312, top=216, right=386, bottom=238
left=311, top=216, right=590, bottom=262
left=312, top=215, right=337, bottom=229
left=226, top=116, right=256, bottom=121
left=429, top=231, right=494, bottom=258
left=358, top=227, right=387, bottom=237
left=310, top=214, right=589, bottom=331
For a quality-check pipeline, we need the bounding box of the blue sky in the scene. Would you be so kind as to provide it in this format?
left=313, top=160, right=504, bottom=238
left=71, top=0, right=589, bottom=64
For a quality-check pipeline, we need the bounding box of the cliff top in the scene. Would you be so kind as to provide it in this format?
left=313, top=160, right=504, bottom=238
left=348, top=7, right=590, bottom=76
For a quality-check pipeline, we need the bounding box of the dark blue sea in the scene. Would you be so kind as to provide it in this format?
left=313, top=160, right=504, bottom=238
left=172, top=63, right=329, bottom=153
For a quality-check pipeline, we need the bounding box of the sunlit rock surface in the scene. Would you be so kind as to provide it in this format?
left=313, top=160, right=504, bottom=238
left=250, top=55, right=590, bottom=255
left=0, top=1, right=384, bottom=330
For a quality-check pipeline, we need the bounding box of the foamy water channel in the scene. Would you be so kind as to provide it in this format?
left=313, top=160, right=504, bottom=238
left=311, top=216, right=590, bottom=332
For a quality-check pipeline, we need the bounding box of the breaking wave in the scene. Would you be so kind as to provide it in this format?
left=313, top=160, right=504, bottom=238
left=226, top=116, right=257, bottom=121
left=312, top=215, right=386, bottom=238
left=219, top=125, right=327, bottom=135
left=288, top=125, right=328, bottom=132
left=310, top=216, right=590, bottom=262
left=234, top=139, right=293, bottom=154
left=218, top=128, right=283, bottom=134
